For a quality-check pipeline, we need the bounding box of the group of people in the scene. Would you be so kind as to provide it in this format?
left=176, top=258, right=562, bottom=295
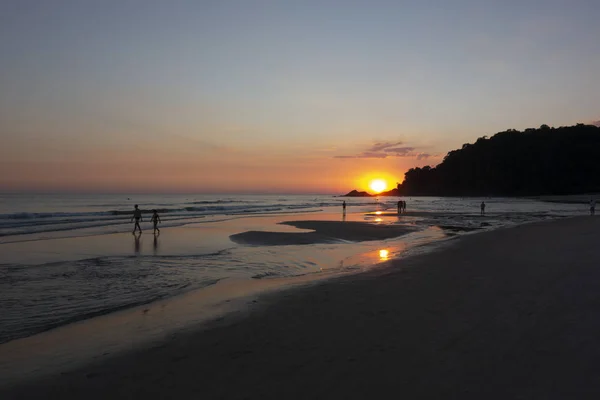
left=131, top=205, right=161, bottom=234
left=397, top=200, right=407, bottom=214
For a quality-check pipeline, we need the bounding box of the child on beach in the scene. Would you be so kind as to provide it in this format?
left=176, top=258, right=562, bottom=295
left=151, top=209, right=161, bottom=234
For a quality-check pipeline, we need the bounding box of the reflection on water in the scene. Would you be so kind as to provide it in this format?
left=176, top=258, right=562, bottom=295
left=379, top=249, right=389, bottom=260
left=153, top=234, right=159, bottom=254
left=134, top=233, right=141, bottom=254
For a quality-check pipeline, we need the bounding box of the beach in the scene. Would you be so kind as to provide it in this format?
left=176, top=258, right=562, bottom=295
left=5, top=194, right=580, bottom=348
left=3, top=215, right=600, bottom=399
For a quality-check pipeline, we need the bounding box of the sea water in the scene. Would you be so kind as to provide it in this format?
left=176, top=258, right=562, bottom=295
left=0, top=193, right=586, bottom=344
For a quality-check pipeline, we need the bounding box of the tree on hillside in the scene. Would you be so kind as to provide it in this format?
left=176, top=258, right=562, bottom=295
left=398, top=124, right=600, bottom=196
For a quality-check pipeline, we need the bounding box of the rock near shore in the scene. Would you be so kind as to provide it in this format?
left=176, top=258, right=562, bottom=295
left=342, top=188, right=401, bottom=197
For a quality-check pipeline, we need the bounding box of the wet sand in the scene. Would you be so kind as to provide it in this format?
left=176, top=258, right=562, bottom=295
left=4, top=216, right=600, bottom=399
left=531, top=194, right=600, bottom=204
left=230, top=220, right=418, bottom=245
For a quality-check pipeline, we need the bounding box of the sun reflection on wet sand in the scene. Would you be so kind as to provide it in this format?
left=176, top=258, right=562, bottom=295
left=379, top=249, right=389, bottom=260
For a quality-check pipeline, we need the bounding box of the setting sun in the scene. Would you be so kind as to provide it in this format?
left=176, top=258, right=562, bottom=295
left=369, top=179, right=387, bottom=193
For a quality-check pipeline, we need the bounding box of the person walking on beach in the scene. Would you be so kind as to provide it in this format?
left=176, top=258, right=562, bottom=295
left=151, top=209, right=161, bottom=234
left=131, top=204, right=143, bottom=233
left=397, top=200, right=402, bottom=214
left=590, top=198, right=596, bottom=216
left=480, top=201, right=486, bottom=216
left=402, top=200, right=407, bottom=213
left=342, top=201, right=346, bottom=214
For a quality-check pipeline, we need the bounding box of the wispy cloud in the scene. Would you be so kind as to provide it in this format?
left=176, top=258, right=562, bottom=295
left=384, top=147, right=415, bottom=155
left=367, top=141, right=404, bottom=152
left=335, top=152, right=388, bottom=159
left=335, top=141, right=430, bottom=159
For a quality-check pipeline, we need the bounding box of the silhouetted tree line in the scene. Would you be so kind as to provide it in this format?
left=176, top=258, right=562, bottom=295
left=399, top=124, right=600, bottom=196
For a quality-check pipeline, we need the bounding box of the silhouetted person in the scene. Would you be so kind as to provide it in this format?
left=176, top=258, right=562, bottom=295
left=131, top=204, right=143, bottom=233
left=402, top=200, right=407, bottom=213
left=590, top=198, right=596, bottom=216
left=151, top=209, right=161, bottom=234
left=397, top=200, right=402, bottom=214
left=480, top=201, right=486, bottom=216
left=342, top=201, right=346, bottom=214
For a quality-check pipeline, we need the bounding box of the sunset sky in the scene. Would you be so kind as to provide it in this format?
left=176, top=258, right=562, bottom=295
left=1, top=0, right=599, bottom=194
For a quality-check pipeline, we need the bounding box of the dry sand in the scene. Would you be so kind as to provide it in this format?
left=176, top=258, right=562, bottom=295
left=4, top=216, right=600, bottom=399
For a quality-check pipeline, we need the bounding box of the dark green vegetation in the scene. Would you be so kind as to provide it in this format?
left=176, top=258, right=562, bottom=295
left=399, top=124, right=600, bottom=196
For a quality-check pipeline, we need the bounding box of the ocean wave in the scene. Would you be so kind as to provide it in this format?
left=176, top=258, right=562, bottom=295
left=186, top=200, right=240, bottom=205
left=0, top=211, right=110, bottom=220
left=0, top=207, right=326, bottom=240
left=0, top=195, right=395, bottom=241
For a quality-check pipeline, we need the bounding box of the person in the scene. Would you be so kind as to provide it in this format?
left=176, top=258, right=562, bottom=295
left=402, top=200, right=407, bottom=213
left=480, top=201, right=486, bottom=216
left=131, top=204, right=143, bottom=233
left=397, top=200, right=402, bottom=214
left=342, top=201, right=347, bottom=213
left=151, top=209, right=161, bottom=234
left=590, top=198, right=596, bottom=216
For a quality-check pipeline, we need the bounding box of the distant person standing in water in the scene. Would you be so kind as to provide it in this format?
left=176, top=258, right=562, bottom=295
left=342, top=201, right=346, bottom=213
left=590, top=198, right=596, bottom=216
left=131, top=204, right=143, bottom=233
left=397, top=200, right=402, bottom=214
left=151, top=209, right=161, bottom=234
left=480, top=201, right=486, bottom=216
left=402, top=200, right=407, bottom=213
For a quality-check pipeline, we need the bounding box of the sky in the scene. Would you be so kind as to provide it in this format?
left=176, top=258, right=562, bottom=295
left=1, top=0, right=599, bottom=194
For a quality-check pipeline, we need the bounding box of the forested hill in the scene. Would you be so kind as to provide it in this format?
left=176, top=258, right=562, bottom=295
left=399, top=124, right=600, bottom=196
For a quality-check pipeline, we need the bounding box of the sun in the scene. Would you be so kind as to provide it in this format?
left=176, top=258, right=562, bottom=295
left=369, top=179, right=387, bottom=193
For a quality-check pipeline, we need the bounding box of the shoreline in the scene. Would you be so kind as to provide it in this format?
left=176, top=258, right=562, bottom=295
left=0, top=212, right=446, bottom=384
left=4, top=215, right=600, bottom=398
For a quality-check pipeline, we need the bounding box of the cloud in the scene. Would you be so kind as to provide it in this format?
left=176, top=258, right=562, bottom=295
left=335, top=141, right=428, bottom=159
left=367, top=141, right=404, bottom=152
left=334, top=152, right=387, bottom=159
left=384, top=147, right=415, bottom=155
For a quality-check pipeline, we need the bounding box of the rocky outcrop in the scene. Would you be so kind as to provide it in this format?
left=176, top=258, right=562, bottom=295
left=342, top=188, right=400, bottom=197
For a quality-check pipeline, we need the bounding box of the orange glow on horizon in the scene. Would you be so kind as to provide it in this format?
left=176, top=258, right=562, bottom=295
left=354, top=171, right=399, bottom=194
left=369, top=179, right=387, bottom=193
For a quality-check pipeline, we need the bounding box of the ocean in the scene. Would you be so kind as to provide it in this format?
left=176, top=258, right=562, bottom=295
left=0, top=193, right=586, bottom=345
